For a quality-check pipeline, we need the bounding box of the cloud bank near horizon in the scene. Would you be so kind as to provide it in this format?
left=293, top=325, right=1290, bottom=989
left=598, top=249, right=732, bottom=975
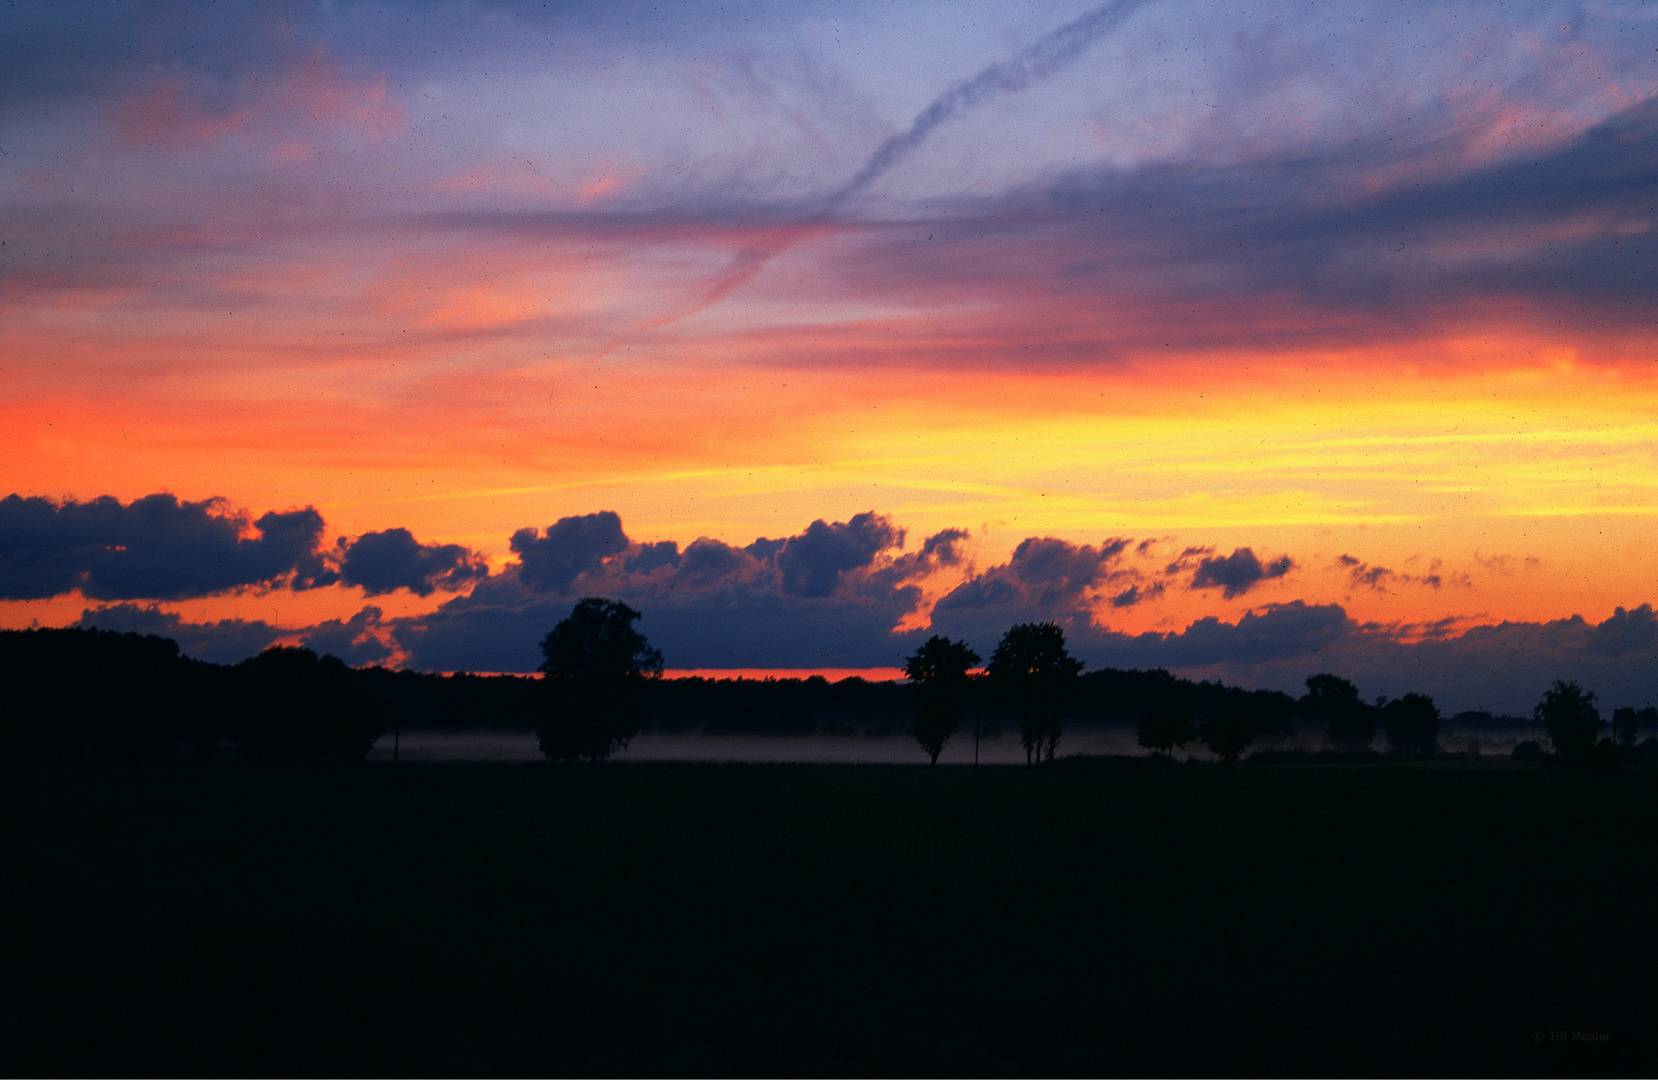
left=26, top=494, right=1653, bottom=715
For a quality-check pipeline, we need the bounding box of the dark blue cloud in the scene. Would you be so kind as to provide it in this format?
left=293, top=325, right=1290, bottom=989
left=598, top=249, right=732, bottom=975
left=509, top=511, right=630, bottom=592
left=920, top=528, right=970, bottom=564
left=1110, top=581, right=1162, bottom=607
left=1133, top=601, right=1351, bottom=667
left=338, top=528, right=489, bottom=597
left=394, top=510, right=926, bottom=671
left=1189, top=548, right=1294, bottom=599
left=625, top=540, right=681, bottom=574
left=930, top=535, right=1137, bottom=644
left=1585, top=604, right=1658, bottom=658
left=774, top=512, right=903, bottom=597
left=0, top=493, right=335, bottom=601
left=744, top=536, right=787, bottom=562
left=676, top=538, right=754, bottom=584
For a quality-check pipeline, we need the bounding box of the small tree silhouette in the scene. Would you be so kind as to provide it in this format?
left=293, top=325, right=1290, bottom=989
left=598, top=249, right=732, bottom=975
left=905, top=635, right=980, bottom=766
left=538, top=598, right=664, bottom=761
left=1138, top=704, right=1196, bottom=757
left=1382, top=692, right=1440, bottom=756
left=1535, top=680, right=1601, bottom=767
left=987, top=623, right=1082, bottom=764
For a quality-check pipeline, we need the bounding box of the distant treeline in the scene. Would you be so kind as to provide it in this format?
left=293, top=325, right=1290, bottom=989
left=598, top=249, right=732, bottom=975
left=2, top=624, right=1653, bottom=764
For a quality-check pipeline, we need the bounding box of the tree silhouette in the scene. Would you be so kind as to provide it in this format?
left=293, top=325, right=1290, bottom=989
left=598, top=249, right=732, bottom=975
left=904, top=635, right=980, bottom=766
left=1534, top=680, right=1601, bottom=767
left=987, top=623, right=1081, bottom=764
left=1137, top=704, right=1196, bottom=757
left=1303, top=674, right=1376, bottom=752
left=1381, top=692, right=1440, bottom=756
left=537, top=598, right=664, bottom=761
left=1198, top=702, right=1257, bottom=763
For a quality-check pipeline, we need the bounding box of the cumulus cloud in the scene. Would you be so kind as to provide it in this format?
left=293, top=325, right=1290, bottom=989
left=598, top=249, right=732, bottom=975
left=1585, top=604, right=1658, bottom=658
left=1189, top=548, right=1294, bottom=599
left=774, top=512, right=904, bottom=597
left=337, top=528, right=489, bottom=597
left=929, top=535, right=1139, bottom=645
left=0, top=493, right=336, bottom=601
left=673, top=538, right=756, bottom=585
left=625, top=540, right=681, bottom=574
left=0, top=491, right=502, bottom=603
left=392, top=509, right=926, bottom=671
left=510, top=511, right=630, bottom=592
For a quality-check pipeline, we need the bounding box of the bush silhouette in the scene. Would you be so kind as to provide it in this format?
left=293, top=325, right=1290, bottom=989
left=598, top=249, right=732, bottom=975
left=537, top=598, right=663, bottom=761
left=905, top=636, right=979, bottom=766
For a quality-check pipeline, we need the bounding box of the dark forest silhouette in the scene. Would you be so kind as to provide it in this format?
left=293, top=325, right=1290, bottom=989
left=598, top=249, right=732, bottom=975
left=3, top=599, right=1658, bottom=766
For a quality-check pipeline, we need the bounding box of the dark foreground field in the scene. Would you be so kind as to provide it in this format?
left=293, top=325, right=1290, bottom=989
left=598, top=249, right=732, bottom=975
left=3, top=759, right=1654, bottom=1077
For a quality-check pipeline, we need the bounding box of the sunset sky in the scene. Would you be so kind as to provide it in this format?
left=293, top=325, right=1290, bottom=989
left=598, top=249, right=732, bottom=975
left=6, top=0, right=1658, bottom=711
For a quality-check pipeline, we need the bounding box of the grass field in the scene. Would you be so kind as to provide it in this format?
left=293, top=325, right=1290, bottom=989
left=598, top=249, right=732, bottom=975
left=3, top=758, right=1653, bottom=1076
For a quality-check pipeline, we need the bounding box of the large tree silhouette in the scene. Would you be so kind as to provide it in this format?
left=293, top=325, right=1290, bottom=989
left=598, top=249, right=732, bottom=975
left=904, top=635, right=980, bottom=766
left=537, top=598, right=664, bottom=761
left=987, top=622, right=1081, bottom=764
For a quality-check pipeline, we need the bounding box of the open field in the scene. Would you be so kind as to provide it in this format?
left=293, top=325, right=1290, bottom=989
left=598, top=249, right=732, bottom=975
left=3, top=759, right=1654, bottom=1076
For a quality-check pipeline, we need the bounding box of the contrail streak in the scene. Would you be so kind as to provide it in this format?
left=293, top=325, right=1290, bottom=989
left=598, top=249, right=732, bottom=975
left=638, top=0, right=1156, bottom=334
left=827, top=0, right=1155, bottom=208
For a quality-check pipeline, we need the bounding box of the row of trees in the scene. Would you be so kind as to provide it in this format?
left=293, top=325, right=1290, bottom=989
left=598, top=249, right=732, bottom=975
left=1132, top=673, right=1650, bottom=768
left=903, top=635, right=1647, bottom=769
left=5, top=600, right=1650, bottom=768
left=532, top=607, right=1091, bottom=766
left=532, top=600, right=1654, bottom=769
left=1132, top=673, right=1443, bottom=762
left=902, top=624, right=1081, bottom=766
